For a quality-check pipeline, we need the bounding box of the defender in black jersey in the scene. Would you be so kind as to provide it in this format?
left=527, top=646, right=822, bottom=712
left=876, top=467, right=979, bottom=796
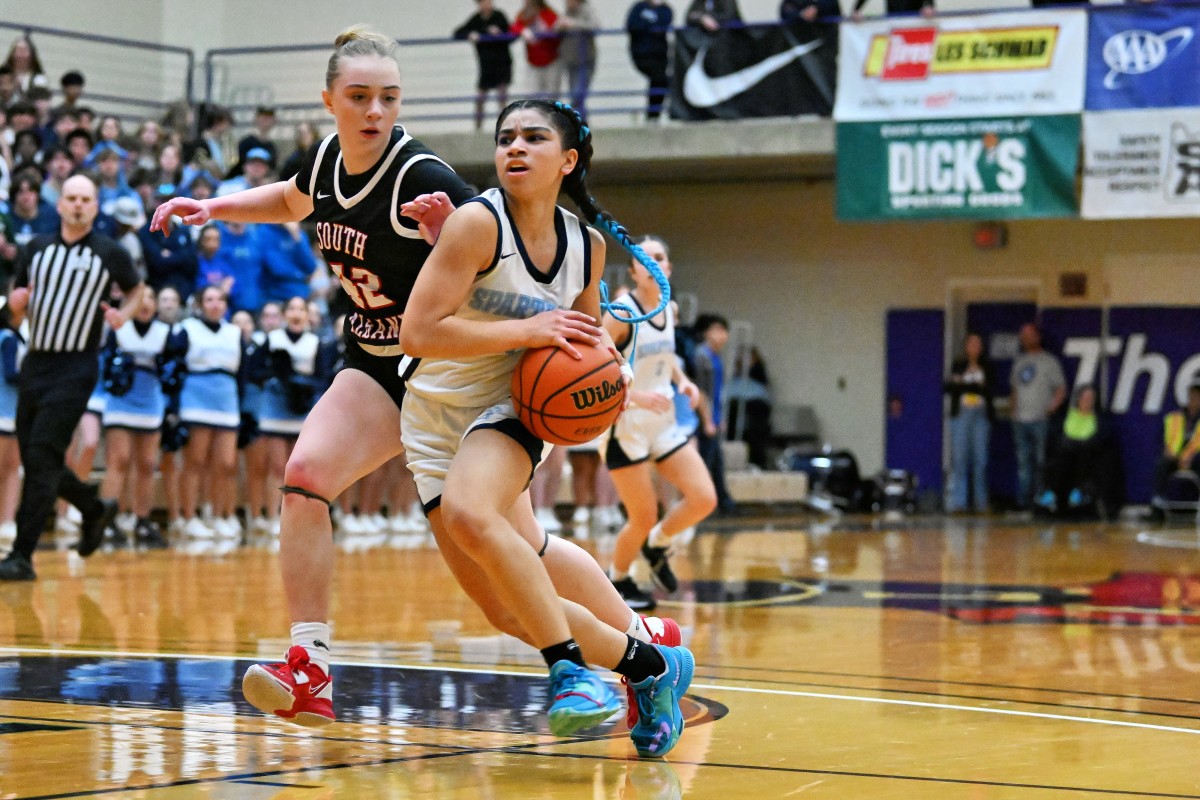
left=295, top=125, right=474, bottom=405
left=151, top=27, right=677, bottom=735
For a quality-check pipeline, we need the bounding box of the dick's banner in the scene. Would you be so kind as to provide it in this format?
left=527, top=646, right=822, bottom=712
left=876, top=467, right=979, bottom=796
left=837, top=115, right=1079, bottom=221
left=834, top=10, right=1087, bottom=122
left=669, top=22, right=838, bottom=120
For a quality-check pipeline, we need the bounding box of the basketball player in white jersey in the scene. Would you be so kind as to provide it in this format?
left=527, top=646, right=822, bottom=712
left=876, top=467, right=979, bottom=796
left=602, top=237, right=716, bottom=610
left=399, top=100, right=693, bottom=756
left=150, top=28, right=679, bottom=730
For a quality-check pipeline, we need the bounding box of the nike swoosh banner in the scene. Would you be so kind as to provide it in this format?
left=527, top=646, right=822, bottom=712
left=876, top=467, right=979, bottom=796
left=836, top=115, right=1080, bottom=221
left=669, top=22, right=837, bottom=120
left=834, top=9, right=1087, bottom=122
left=1086, top=5, right=1200, bottom=111
left=1081, top=108, right=1200, bottom=219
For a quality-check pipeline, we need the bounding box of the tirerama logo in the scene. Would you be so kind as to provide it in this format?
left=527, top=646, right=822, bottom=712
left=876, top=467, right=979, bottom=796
left=865, top=25, right=1059, bottom=80
left=1102, top=27, right=1193, bottom=89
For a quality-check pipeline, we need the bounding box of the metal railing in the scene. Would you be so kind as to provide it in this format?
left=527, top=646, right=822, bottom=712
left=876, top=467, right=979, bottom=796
left=204, top=26, right=687, bottom=134
left=0, top=20, right=194, bottom=123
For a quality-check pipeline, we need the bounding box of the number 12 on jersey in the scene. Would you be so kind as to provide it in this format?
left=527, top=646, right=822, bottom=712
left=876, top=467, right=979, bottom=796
left=329, top=261, right=396, bottom=310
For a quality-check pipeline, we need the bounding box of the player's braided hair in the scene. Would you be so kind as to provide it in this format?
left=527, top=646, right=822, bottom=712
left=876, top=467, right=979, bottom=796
left=495, top=99, right=670, bottom=325
left=327, top=25, right=398, bottom=88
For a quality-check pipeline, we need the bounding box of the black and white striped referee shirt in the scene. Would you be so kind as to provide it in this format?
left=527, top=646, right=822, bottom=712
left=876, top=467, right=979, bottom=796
left=13, top=231, right=140, bottom=354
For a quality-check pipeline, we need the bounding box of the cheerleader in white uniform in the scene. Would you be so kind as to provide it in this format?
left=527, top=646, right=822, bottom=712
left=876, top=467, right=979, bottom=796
left=98, top=288, right=178, bottom=549
left=236, top=302, right=280, bottom=535
left=601, top=236, right=716, bottom=609
left=175, top=284, right=243, bottom=540
left=259, top=297, right=327, bottom=527
left=154, top=286, right=186, bottom=533
left=0, top=318, right=26, bottom=554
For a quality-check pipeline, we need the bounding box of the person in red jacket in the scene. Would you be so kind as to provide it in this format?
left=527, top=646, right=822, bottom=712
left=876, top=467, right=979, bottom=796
left=512, top=0, right=563, bottom=99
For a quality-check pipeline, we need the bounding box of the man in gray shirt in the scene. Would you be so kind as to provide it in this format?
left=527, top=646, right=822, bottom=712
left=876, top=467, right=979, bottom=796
left=1009, top=323, right=1066, bottom=510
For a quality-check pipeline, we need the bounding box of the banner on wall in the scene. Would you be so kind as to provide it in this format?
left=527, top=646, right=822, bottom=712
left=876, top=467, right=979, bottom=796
left=1081, top=108, right=1200, bottom=219
left=1086, top=5, right=1200, bottom=111
left=837, top=115, right=1079, bottom=220
left=669, top=22, right=838, bottom=121
left=834, top=9, right=1087, bottom=122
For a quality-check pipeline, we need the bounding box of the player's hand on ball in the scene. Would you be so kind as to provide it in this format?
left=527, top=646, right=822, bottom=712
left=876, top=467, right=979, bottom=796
left=525, top=309, right=601, bottom=360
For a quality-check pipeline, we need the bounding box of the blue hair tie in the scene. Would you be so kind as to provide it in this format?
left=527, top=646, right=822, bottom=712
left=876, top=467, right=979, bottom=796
left=596, top=216, right=671, bottom=326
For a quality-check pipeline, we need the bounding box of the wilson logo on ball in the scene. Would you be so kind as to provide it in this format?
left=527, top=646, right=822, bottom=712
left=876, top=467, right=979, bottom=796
left=570, top=378, right=623, bottom=410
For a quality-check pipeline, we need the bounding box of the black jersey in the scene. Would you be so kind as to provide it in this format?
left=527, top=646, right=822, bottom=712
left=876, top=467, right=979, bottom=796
left=295, top=126, right=474, bottom=355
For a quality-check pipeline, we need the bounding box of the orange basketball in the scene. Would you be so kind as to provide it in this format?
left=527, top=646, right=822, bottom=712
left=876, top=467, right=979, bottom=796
left=512, top=343, right=626, bottom=446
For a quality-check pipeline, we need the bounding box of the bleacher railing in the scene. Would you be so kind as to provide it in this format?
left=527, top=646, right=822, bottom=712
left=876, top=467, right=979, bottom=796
left=2, top=21, right=194, bottom=121
left=204, top=26, right=693, bottom=134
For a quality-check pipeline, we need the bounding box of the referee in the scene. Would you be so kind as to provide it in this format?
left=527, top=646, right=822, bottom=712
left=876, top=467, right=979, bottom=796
left=0, top=174, right=144, bottom=581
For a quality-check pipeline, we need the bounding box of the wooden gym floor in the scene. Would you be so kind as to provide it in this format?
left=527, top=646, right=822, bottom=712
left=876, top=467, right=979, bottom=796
left=1, top=511, right=1200, bottom=799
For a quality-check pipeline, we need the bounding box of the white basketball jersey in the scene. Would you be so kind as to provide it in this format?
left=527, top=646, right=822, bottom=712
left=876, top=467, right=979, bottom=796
left=406, top=188, right=592, bottom=407
left=180, top=317, right=242, bottom=374
left=266, top=328, right=320, bottom=377
left=613, top=291, right=676, bottom=399
left=114, top=319, right=171, bottom=370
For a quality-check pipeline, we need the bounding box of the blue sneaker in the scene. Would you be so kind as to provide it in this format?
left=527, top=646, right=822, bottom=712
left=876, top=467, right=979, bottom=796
left=1068, top=488, right=1085, bottom=508
left=1036, top=489, right=1057, bottom=513
left=547, top=660, right=621, bottom=737
left=629, top=644, right=695, bottom=758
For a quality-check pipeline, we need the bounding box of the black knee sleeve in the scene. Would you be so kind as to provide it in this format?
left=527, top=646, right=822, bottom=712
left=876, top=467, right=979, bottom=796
left=279, top=485, right=333, bottom=507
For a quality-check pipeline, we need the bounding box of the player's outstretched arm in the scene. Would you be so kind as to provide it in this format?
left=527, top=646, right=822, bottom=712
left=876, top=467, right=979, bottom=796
left=150, top=177, right=314, bottom=233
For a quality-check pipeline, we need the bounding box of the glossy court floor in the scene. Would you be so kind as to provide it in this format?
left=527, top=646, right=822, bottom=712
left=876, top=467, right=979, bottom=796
left=2, top=511, right=1200, bottom=799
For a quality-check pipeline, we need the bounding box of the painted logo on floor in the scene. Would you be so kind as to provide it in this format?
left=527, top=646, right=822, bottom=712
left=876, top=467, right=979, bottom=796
left=0, top=656, right=727, bottom=734
left=675, top=572, right=1200, bottom=625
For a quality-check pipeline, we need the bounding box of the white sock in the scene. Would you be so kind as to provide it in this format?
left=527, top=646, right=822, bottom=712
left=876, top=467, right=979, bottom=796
left=626, top=610, right=651, bottom=643
left=291, top=622, right=332, bottom=674
left=609, top=565, right=630, bottom=582
left=647, top=522, right=669, bottom=549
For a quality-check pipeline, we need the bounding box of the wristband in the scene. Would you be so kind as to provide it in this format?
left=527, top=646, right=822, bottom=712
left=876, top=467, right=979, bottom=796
left=620, top=363, right=635, bottom=384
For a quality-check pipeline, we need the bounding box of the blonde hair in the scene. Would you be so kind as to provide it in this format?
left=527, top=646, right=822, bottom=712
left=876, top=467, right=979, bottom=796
left=326, top=25, right=399, bottom=88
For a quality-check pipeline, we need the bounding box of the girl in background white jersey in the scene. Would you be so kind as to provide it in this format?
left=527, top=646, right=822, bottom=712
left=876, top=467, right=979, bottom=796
left=602, top=236, right=716, bottom=610
left=400, top=99, right=693, bottom=757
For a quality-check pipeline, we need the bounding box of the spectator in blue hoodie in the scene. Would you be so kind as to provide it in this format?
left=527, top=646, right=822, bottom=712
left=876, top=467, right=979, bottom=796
left=91, top=145, right=138, bottom=219
left=196, top=224, right=234, bottom=297
left=139, top=190, right=198, bottom=302
left=5, top=172, right=58, bottom=248
left=260, top=221, right=317, bottom=307
left=216, top=220, right=267, bottom=315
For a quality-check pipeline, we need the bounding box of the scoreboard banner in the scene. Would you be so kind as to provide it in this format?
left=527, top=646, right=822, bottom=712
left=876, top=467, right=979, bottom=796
left=834, top=9, right=1087, bottom=122
left=837, top=115, right=1079, bottom=220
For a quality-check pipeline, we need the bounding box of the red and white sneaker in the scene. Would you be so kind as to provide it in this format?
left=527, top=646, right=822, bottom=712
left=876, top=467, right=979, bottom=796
left=242, top=645, right=335, bottom=727
left=623, top=615, right=682, bottom=729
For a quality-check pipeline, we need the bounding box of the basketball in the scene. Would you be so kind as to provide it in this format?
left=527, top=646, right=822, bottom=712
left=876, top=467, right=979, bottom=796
left=512, top=343, right=626, bottom=446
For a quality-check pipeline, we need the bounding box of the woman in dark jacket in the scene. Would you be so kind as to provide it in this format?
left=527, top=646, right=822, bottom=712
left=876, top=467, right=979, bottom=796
left=944, top=333, right=993, bottom=512
left=1038, top=384, right=1124, bottom=518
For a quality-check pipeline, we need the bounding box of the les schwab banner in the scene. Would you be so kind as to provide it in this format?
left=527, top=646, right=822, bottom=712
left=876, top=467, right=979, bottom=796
left=837, top=115, right=1080, bottom=220
left=834, top=9, right=1087, bottom=122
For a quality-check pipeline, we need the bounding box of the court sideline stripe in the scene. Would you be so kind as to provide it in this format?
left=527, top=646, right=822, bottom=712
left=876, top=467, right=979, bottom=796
left=2, top=646, right=1199, bottom=737
left=9, top=728, right=1200, bottom=800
